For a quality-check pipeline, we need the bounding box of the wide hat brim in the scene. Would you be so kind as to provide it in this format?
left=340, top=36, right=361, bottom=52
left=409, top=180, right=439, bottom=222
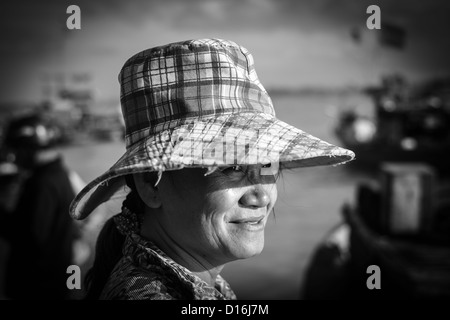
left=70, top=111, right=354, bottom=220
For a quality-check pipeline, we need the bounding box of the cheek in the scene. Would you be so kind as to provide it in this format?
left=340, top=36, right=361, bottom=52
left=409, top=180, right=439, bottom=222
left=200, top=189, right=242, bottom=241
left=169, top=188, right=241, bottom=236
left=203, top=188, right=242, bottom=220
left=178, top=190, right=240, bottom=248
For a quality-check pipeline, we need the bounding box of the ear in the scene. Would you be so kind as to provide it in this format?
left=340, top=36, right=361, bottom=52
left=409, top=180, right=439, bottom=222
left=133, top=173, right=162, bottom=209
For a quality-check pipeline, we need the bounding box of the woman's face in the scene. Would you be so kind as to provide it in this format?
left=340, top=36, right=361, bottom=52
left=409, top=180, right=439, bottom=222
left=156, top=164, right=278, bottom=265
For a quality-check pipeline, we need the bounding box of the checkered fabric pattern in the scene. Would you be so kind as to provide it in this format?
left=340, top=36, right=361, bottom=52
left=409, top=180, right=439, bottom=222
left=119, top=38, right=274, bottom=147
left=70, top=39, right=355, bottom=220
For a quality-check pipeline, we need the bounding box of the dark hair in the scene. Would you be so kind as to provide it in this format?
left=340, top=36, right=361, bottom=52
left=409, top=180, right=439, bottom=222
left=83, top=174, right=144, bottom=300
left=83, top=216, right=125, bottom=300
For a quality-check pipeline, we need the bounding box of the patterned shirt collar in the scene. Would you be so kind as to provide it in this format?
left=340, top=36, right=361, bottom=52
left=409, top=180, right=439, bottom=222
left=124, top=232, right=237, bottom=300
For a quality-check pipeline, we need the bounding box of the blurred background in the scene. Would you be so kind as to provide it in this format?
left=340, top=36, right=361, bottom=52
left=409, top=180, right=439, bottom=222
left=1, top=0, right=449, bottom=300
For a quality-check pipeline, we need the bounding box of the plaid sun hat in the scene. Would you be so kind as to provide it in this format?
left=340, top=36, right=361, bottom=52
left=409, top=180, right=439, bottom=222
left=70, top=38, right=355, bottom=220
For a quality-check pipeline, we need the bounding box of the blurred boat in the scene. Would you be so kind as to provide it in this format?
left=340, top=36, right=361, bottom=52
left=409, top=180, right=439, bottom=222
left=301, top=180, right=450, bottom=300
left=334, top=76, right=450, bottom=176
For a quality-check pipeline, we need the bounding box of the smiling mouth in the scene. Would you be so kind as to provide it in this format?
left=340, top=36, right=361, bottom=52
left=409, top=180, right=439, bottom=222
left=229, top=216, right=265, bottom=225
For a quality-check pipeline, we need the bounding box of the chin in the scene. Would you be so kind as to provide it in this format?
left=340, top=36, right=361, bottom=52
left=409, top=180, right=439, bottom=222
left=233, top=241, right=265, bottom=260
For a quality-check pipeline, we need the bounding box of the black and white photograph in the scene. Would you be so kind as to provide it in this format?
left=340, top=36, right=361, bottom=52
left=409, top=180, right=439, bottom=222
left=0, top=0, right=449, bottom=306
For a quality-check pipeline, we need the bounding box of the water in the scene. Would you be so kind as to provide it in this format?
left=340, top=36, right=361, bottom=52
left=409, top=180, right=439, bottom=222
left=61, top=91, right=375, bottom=300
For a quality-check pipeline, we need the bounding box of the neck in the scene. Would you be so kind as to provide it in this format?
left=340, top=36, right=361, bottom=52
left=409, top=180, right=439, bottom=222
left=140, top=211, right=224, bottom=287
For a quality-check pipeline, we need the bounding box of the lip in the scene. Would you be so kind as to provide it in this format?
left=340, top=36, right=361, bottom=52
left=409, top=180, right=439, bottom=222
left=228, top=215, right=266, bottom=231
left=230, top=216, right=265, bottom=224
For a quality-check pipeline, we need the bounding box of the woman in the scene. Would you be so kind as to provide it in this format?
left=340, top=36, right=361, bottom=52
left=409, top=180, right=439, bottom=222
left=70, top=38, right=355, bottom=300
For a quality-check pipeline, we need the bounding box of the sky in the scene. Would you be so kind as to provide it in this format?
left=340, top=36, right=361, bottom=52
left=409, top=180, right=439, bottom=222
left=1, top=0, right=449, bottom=105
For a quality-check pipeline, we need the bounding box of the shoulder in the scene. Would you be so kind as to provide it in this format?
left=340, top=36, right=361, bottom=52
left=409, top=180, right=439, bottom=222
left=27, top=161, right=68, bottom=186
left=100, top=256, right=192, bottom=300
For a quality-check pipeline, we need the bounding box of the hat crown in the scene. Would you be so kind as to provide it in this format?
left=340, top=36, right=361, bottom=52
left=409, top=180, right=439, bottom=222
left=118, top=39, right=274, bottom=148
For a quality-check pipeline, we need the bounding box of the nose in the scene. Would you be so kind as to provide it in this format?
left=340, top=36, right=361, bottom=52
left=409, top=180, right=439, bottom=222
left=239, top=185, right=271, bottom=209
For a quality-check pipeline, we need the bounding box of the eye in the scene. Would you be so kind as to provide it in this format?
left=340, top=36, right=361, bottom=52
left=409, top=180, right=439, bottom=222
left=224, top=165, right=244, bottom=172
left=262, top=163, right=271, bottom=168
left=220, top=165, right=246, bottom=177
